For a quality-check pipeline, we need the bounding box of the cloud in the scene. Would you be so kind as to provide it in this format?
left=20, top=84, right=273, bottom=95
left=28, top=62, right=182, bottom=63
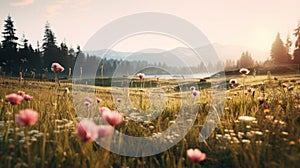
left=46, top=5, right=63, bottom=18
left=57, top=0, right=70, bottom=4
left=10, top=0, right=35, bottom=7
left=45, top=0, right=93, bottom=18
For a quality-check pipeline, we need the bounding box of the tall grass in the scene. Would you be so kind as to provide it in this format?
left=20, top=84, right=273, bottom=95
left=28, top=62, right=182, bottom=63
left=0, top=75, right=299, bottom=168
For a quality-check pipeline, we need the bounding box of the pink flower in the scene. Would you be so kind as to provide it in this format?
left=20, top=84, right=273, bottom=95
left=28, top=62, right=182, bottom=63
left=229, top=79, right=237, bottom=85
left=5, top=93, right=24, bottom=105
left=77, top=119, right=98, bottom=142
left=282, top=83, right=288, bottom=88
left=238, top=84, right=244, bottom=89
left=102, top=110, right=123, bottom=126
left=99, top=107, right=111, bottom=114
left=17, top=90, right=26, bottom=97
left=23, top=94, right=33, bottom=101
left=116, top=98, right=122, bottom=103
left=239, top=68, right=250, bottom=75
left=96, top=98, right=102, bottom=103
left=84, top=97, right=93, bottom=106
left=191, top=90, right=199, bottom=96
left=51, top=62, right=64, bottom=73
left=186, top=148, right=206, bottom=162
left=257, top=96, right=264, bottom=105
left=247, top=87, right=254, bottom=93
left=98, top=125, right=113, bottom=138
left=15, top=109, right=38, bottom=126
left=137, top=73, right=145, bottom=79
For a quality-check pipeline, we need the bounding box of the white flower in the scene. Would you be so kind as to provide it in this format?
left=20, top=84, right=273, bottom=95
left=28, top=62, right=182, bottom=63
left=239, top=68, right=250, bottom=75
left=238, top=116, right=256, bottom=122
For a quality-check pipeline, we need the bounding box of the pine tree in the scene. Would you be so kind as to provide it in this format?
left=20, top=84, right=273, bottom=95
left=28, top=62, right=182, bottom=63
left=238, top=51, right=254, bottom=68
left=19, top=34, right=30, bottom=72
left=1, top=15, right=18, bottom=50
left=283, top=34, right=292, bottom=63
left=42, top=22, right=56, bottom=50
left=293, top=21, right=300, bottom=63
left=1, top=15, right=19, bottom=74
left=42, top=22, right=60, bottom=69
left=270, top=33, right=288, bottom=64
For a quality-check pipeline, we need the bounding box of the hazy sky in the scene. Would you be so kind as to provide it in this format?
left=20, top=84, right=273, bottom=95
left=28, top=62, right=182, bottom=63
left=0, top=0, right=299, bottom=54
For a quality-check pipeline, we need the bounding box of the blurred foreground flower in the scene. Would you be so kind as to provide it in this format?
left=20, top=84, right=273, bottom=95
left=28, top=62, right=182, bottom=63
left=6, top=93, right=24, bottom=105
left=16, top=109, right=38, bottom=126
left=23, top=94, right=33, bottom=101
left=98, top=125, right=113, bottom=138
left=77, top=119, right=98, bottom=142
left=99, top=107, right=111, bottom=114
left=102, top=110, right=123, bottom=126
left=17, top=90, right=26, bottom=97
left=186, top=148, right=206, bottom=162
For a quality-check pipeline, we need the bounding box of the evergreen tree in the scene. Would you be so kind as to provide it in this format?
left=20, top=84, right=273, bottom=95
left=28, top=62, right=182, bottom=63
left=42, top=22, right=60, bottom=70
left=19, top=34, right=30, bottom=72
left=1, top=15, right=18, bottom=50
left=238, top=51, right=254, bottom=68
left=42, top=22, right=56, bottom=49
left=1, top=15, right=19, bottom=74
left=284, top=34, right=293, bottom=63
left=18, top=34, right=39, bottom=74
left=293, top=21, right=300, bottom=63
left=270, top=33, right=289, bottom=64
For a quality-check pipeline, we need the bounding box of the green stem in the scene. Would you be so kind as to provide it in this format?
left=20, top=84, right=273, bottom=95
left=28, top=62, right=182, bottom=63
left=87, top=106, right=91, bottom=119
left=192, top=162, right=195, bottom=168
left=24, top=127, right=32, bottom=168
left=41, top=126, right=47, bottom=168
left=243, top=75, right=245, bottom=115
left=4, top=105, right=13, bottom=142
left=139, top=92, right=143, bottom=110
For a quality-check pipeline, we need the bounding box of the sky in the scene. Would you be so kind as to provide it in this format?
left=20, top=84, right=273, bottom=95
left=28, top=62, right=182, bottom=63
left=0, top=0, right=299, bottom=56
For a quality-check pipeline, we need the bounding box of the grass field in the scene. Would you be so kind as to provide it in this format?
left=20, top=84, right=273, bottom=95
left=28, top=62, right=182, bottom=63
left=0, top=73, right=299, bottom=168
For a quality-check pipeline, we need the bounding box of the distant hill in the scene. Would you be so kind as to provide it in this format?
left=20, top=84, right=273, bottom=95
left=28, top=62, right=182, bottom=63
left=84, top=43, right=270, bottom=66
left=212, top=43, right=269, bottom=62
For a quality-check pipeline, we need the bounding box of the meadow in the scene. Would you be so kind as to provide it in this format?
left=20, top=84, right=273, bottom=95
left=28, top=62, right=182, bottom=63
left=0, top=72, right=299, bottom=168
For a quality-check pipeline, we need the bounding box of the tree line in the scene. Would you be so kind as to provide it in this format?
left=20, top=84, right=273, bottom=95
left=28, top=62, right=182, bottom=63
left=0, top=15, right=218, bottom=79
left=224, top=21, right=300, bottom=70
left=0, top=16, right=74, bottom=78
left=0, top=15, right=151, bottom=79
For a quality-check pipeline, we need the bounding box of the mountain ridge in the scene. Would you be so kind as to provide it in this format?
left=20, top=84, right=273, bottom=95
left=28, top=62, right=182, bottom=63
left=84, top=43, right=270, bottom=63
